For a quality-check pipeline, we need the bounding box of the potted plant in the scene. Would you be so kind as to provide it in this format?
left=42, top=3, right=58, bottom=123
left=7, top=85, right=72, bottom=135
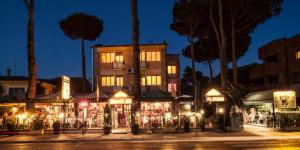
left=53, top=121, right=60, bottom=135
left=103, top=104, right=111, bottom=135
left=6, top=118, right=15, bottom=132
left=103, top=126, right=111, bottom=135
left=32, top=115, right=45, bottom=135
left=131, top=123, right=139, bottom=135
left=183, top=116, right=190, bottom=133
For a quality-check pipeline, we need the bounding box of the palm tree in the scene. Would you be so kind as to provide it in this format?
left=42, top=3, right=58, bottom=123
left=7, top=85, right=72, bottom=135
left=130, top=0, right=141, bottom=125
left=24, top=0, right=37, bottom=112
left=60, top=13, right=103, bottom=92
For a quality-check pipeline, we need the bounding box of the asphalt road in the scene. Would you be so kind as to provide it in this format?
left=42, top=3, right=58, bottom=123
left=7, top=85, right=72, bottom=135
left=1, top=139, right=300, bottom=150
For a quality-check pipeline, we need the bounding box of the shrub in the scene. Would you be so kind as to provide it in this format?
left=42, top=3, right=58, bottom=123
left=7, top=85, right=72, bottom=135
left=216, top=114, right=225, bottom=130
left=53, top=121, right=60, bottom=135
left=33, top=118, right=44, bottom=130
left=6, top=119, right=15, bottom=132
left=131, top=124, right=139, bottom=135
left=184, top=120, right=190, bottom=132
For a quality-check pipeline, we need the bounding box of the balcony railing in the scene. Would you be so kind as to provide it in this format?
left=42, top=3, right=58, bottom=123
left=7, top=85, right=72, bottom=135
left=140, top=61, right=147, bottom=68
left=113, top=86, right=123, bottom=92
left=112, top=62, right=124, bottom=69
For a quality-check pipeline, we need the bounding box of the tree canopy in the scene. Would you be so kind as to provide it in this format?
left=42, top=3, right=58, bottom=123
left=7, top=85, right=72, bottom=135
left=181, top=66, right=209, bottom=96
left=60, top=12, right=103, bottom=41
left=182, top=32, right=251, bottom=63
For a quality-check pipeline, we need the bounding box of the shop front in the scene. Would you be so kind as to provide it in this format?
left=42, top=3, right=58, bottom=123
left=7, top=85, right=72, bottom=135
left=244, top=89, right=300, bottom=129
left=140, top=102, right=172, bottom=129
left=108, top=91, right=132, bottom=132
left=244, top=90, right=275, bottom=127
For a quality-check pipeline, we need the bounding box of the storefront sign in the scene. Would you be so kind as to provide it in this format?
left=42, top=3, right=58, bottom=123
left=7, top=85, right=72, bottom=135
left=206, top=96, right=225, bottom=102
left=62, top=75, right=70, bottom=99
left=109, top=98, right=132, bottom=105
left=205, top=89, right=224, bottom=102
left=273, top=91, right=296, bottom=111
left=79, top=99, right=90, bottom=109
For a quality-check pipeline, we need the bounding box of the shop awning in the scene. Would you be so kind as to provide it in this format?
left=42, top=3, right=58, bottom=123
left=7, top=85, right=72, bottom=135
left=244, top=90, right=275, bottom=104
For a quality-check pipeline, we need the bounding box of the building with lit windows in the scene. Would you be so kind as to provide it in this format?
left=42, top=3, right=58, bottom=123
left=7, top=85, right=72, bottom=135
left=249, top=34, right=300, bottom=90
left=244, top=34, right=300, bottom=128
left=92, top=43, right=182, bottom=131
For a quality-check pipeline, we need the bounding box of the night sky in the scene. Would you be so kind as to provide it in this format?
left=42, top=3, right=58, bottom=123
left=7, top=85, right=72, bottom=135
left=0, top=0, right=300, bottom=81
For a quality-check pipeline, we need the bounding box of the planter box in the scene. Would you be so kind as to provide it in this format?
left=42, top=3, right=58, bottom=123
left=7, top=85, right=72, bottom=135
left=164, top=127, right=177, bottom=133
left=29, top=129, right=44, bottom=135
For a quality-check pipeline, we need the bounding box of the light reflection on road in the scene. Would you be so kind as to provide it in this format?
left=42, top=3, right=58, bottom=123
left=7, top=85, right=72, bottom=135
left=1, top=139, right=300, bottom=150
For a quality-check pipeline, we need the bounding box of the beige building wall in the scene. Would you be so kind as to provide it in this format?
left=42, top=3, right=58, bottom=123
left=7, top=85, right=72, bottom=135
left=94, top=43, right=180, bottom=95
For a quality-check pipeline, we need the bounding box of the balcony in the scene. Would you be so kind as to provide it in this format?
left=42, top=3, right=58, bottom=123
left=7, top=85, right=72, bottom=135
left=140, top=61, right=147, bottom=69
left=250, top=62, right=280, bottom=79
left=113, top=86, right=123, bottom=92
left=112, top=62, right=124, bottom=69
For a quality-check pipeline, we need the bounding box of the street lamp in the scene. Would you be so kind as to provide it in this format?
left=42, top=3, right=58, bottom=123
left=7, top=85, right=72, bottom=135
left=218, top=108, right=224, bottom=114
left=12, top=107, right=18, bottom=113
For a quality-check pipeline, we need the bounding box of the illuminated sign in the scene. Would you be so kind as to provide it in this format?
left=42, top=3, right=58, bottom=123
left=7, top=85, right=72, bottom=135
left=273, top=91, right=296, bottom=111
left=62, top=75, right=70, bottom=99
left=206, top=96, right=225, bottom=102
left=79, top=99, right=90, bottom=109
left=109, top=91, right=132, bottom=104
left=205, top=89, right=224, bottom=102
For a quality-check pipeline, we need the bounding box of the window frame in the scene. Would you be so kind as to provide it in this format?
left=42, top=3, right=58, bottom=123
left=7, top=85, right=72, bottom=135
left=296, top=49, right=300, bottom=60
left=101, top=76, right=115, bottom=86
left=7, top=86, right=26, bottom=95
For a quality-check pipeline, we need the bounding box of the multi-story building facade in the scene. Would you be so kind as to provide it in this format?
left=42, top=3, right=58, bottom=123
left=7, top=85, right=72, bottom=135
left=249, top=34, right=300, bottom=90
left=93, top=43, right=181, bottom=131
left=94, top=43, right=180, bottom=95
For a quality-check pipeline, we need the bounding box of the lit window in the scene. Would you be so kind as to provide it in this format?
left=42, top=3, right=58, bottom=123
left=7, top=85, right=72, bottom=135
left=140, top=51, right=146, bottom=62
left=115, top=53, right=123, bottom=63
left=141, top=77, right=146, bottom=86
left=101, top=76, right=115, bottom=86
left=116, top=76, right=123, bottom=87
left=143, top=51, right=160, bottom=61
left=102, top=53, right=115, bottom=63
left=168, top=83, right=177, bottom=92
left=296, top=50, right=300, bottom=60
left=168, top=65, right=176, bottom=74
left=145, top=75, right=161, bottom=85
left=147, top=76, right=152, bottom=85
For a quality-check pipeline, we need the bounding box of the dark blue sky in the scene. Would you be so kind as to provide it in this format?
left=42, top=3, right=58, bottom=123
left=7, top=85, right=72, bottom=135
left=0, top=0, right=300, bottom=80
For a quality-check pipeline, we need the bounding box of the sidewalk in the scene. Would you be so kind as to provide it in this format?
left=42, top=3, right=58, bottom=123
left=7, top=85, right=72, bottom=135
left=1, top=125, right=300, bottom=143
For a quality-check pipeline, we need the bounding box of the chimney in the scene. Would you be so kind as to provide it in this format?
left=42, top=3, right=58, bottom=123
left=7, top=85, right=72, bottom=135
left=6, top=68, right=11, bottom=78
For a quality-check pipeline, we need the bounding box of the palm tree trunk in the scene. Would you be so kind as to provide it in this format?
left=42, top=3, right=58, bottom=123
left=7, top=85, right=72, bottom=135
left=231, top=11, right=238, bottom=84
left=131, top=0, right=141, bottom=125
left=81, top=39, right=87, bottom=92
left=208, top=59, right=213, bottom=82
left=24, top=0, right=37, bottom=112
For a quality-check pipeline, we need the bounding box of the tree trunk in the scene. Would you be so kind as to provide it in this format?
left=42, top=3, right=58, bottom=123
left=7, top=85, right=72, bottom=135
left=131, top=0, right=141, bottom=125
left=81, top=39, right=87, bottom=93
left=24, top=0, right=37, bottom=112
left=188, top=32, right=198, bottom=113
left=231, top=11, right=238, bottom=84
left=218, top=0, right=227, bottom=88
left=208, top=59, right=213, bottom=82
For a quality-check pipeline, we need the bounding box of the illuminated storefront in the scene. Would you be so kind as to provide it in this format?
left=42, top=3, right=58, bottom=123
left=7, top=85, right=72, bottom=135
left=140, top=102, right=172, bottom=129
left=108, top=91, right=132, bottom=132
